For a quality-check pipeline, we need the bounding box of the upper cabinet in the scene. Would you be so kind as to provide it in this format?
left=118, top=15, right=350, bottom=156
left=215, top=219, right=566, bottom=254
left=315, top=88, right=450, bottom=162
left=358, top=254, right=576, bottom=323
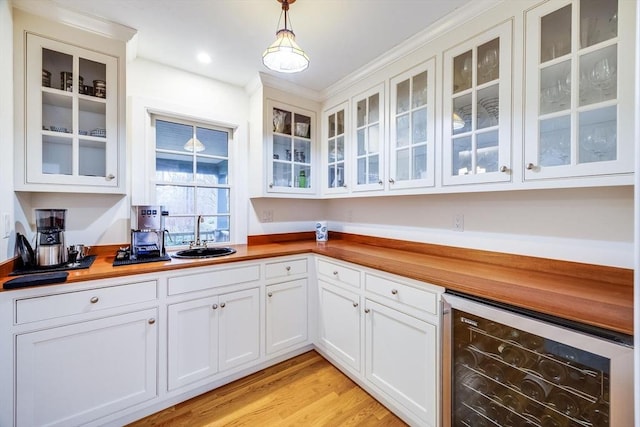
left=13, top=13, right=127, bottom=194
left=352, top=83, right=386, bottom=193
left=322, top=101, right=349, bottom=195
left=523, top=0, right=634, bottom=181
left=389, top=59, right=436, bottom=190
left=443, top=20, right=513, bottom=186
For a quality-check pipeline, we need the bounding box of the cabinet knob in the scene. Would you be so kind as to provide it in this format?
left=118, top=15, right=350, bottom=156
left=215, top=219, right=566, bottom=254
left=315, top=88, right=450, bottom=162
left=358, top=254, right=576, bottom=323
left=285, top=266, right=291, bottom=272
left=343, top=184, right=348, bottom=188
left=148, top=318, right=156, bottom=325
left=364, top=308, right=370, bottom=314
left=526, top=163, right=536, bottom=170
left=106, top=174, right=115, bottom=181
left=391, top=289, right=398, bottom=295
left=378, top=180, right=383, bottom=185
left=388, top=178, right=395, bottom=184
left=269, top=183, right=274, bottom=188
left=500, top=165, right=510, bottom=173
left=90, top=296, right=99, bottom=304
left=332, top=271, right=338, bottom=276
left=268, top=292, right=273, bottom=298
left=353, top=302, right=359, bottom=307
left=220, top=302, right=226, bottom=308
left=212, top=303, right=218, bottom=309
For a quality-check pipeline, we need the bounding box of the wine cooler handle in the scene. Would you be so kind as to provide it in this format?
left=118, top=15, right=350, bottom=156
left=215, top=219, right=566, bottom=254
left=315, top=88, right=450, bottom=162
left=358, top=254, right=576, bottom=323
left=441, top=298, right=453, bottom=427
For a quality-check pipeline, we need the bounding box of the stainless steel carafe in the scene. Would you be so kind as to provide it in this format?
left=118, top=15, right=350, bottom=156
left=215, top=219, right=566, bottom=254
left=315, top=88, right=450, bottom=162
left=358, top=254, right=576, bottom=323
left=35, top=209, right=67, bottom=266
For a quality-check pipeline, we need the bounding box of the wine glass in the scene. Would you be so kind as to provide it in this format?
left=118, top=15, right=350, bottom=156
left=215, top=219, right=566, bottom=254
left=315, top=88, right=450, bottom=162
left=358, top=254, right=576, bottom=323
left=480, top=48, right=499, bottom=81
left=460, top=57, right=472, bottom=88
left=590, top=57, right=616, bottom=99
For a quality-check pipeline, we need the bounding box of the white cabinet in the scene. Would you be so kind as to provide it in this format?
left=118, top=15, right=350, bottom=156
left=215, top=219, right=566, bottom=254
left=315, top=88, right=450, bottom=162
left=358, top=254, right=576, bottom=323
left=167, top=287, right=260, bottom=391
left=389, top=58, right=436, bottom=190
left=322, top=101, right=349, bottom=195
left=364, top=300, right=438, bottom=426
left=265, top=278, right=308, bottom=354
left=443, top=20, right=513, bottom=186
left=523, top=0, right=634, bottom=181
left=317, top=279, right=362, bottom=372
left=352, top=83, right=386, bottom=193
left=18, top=32, right=123, bottom=193
left=266, top=100, right=316, bottom=195
left=16, top=308, right=157, bottom=427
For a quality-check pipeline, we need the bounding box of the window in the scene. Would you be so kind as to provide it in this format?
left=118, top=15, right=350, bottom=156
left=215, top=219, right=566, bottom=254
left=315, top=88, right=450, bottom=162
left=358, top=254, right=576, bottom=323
left=153, top=116, right=232, bottom=247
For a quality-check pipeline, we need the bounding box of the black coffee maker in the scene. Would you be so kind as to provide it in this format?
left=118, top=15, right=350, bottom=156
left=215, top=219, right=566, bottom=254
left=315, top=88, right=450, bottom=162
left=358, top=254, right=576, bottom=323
left=35, top=209, right=67, bottom=266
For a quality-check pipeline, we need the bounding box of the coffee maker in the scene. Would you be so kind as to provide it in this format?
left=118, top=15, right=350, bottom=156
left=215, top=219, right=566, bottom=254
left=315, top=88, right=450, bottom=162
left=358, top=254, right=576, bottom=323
left=35, top=209, right=67, bottom=266
left=131, top=205, right=168, bottom=259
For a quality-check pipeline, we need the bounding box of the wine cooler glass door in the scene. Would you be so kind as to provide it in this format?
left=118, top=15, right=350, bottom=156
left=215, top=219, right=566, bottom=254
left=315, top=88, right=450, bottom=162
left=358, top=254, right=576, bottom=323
left=442, top=293, right=633, bottom=427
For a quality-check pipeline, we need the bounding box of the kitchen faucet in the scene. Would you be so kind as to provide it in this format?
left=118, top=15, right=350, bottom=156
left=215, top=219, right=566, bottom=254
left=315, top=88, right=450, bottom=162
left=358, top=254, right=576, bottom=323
left=190, top=215, right=208, bottom=248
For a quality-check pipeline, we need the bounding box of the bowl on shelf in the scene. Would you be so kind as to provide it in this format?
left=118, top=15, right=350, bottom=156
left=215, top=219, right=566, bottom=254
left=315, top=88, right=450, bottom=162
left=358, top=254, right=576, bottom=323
left=90, top=128, right=106, bottom=137
left=50, top=126, right=67, bottom=133
left=295, top=122, right=309, bottom=138
left=79, top=130, right=88, bottom=136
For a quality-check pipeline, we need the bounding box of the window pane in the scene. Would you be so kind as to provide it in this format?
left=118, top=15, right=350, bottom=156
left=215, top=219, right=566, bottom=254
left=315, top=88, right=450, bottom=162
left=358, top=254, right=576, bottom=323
left=196, top=126, right=228, bottom=157
left=196, top=157, right=228, bottom=185
left=156, top=120, right=193, bottom=151
left=156, top=152, right=194, bottom=183
left=198, top=215, right=230, bottom=243
left=164, top=216, right=195, bottom=247
left=156, top=185, right=194, bottom=214
left=197, top=187, right=230, bottom=215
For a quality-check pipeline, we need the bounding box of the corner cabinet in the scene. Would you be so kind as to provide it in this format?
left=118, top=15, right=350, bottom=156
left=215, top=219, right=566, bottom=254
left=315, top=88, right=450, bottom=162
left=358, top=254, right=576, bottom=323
left=266, top=100, right=316, bottom=195
left=523, top=0, right=634, bottom=181
left=17, top=33, right=124, bottom=193
left=443, top=20, right=513, bottom=186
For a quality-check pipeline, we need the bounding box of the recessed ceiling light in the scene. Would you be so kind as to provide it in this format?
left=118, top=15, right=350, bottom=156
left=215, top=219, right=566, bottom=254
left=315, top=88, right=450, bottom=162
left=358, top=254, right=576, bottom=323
left=197, top=52, right=212, bottom=64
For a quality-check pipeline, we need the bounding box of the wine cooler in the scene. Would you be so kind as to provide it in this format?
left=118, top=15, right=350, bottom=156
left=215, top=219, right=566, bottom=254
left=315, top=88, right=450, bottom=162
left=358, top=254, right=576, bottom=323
left=442, top=292, right=634, bottom=427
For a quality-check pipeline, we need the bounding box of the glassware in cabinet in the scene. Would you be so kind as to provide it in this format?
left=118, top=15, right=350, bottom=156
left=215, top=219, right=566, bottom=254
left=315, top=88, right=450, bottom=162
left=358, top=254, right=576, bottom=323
left=324, top=102, right=348, bottom=193
left=443, top=21, right=512, bottom=186
left=352, top=83, right=384, bottom=192
left=524, top=0, right=633, bottom=181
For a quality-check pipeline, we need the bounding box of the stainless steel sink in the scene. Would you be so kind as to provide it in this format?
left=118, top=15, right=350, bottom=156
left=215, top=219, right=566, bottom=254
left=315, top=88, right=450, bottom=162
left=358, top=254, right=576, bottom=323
left=171, top=247, right=236, bottom=259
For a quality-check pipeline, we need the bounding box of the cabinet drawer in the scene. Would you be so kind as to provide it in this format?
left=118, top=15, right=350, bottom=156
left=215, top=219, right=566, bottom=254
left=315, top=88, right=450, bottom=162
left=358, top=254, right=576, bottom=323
left=317, top=259, right=360, bottom=289
left=168, top=264, right=260, bottom=295
left=365, top=274, right=438, bottom=315
left=265, top=258, right=307, bottom=279
left=16, top=281, right=157, bottom=324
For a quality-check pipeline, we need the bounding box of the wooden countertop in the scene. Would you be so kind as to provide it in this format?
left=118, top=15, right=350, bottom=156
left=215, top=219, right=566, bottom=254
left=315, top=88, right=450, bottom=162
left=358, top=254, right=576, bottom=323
left=0, top=233, right=633, bottom=336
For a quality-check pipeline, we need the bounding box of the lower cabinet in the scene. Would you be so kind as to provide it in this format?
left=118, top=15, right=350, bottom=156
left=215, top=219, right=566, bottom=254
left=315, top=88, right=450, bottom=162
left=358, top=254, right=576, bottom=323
left=167, top=287, right=260, bottom=391
left=16, top=308, right=158, bottom=427
left=317, top=279, right=361, bottom=372
left=265, top=278, right=308, bottom=354
left=365, top=299, right=438, bottom=426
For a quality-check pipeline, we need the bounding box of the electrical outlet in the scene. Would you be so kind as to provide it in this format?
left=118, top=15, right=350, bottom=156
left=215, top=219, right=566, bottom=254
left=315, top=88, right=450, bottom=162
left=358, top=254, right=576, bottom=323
left=453, top=213, right=464, bottom=232
left=261, top=209, right=274, bottom=223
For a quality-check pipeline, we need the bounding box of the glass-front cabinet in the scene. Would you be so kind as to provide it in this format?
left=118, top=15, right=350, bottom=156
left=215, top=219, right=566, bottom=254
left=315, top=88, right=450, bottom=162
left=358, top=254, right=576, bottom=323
left=524, top=0, right=634, bottom=181
left=352, top=83, right=385, bottom=193
left=443, top=21, right=512, bottom=186
left=323, top=101, right=348, bottom=194
left=267, top=101, right=315, bottom=194
left=389, top=58, right=436, bottom=190
left=24, top=33, right=119, bottom=190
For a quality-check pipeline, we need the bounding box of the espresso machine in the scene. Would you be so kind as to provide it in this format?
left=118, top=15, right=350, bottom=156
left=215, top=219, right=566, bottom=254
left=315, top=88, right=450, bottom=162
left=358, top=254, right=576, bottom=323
left=35, top=209, right=67, bottom=266
left=130, top=205, right=168, bottom=259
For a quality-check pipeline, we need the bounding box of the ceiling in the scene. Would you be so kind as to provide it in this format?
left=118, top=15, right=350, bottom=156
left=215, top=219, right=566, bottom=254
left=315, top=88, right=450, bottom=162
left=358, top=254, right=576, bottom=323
left=14, top=0, right=475, bottom=93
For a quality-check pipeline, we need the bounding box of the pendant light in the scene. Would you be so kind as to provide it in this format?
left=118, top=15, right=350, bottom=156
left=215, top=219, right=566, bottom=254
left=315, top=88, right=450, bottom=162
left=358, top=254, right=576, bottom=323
left=183, top=137, right=205, bottom=153
left=262, top=0, right=309, bottom=73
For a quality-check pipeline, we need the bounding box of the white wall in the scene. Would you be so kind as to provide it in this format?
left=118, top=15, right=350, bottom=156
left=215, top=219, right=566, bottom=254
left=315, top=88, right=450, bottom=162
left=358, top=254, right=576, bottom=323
left=0, top=0, right=14, bottom=261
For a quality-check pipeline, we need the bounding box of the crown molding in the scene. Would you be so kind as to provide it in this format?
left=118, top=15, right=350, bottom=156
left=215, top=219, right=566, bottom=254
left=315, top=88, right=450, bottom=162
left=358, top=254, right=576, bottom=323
left=252, top=72, right=323, bottom=102
left=320, top=0, right=503, bottom=100
left=12, top=0, right=137, bottom=42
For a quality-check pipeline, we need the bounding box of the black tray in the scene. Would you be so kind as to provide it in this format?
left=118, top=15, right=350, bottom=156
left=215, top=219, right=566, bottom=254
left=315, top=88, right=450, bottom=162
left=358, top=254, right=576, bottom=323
left=113, top=254, right=171, bottom=267
left=10, top=255, right=96, bottom=276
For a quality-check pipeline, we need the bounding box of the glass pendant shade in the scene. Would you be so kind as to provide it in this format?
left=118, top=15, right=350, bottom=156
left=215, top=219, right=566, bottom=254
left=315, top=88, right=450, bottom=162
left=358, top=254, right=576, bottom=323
left=184, top=137, right=205, bottom=153
left=263, top=29, right=309, bottom=73
left=453, top=112, right=465, bottom=130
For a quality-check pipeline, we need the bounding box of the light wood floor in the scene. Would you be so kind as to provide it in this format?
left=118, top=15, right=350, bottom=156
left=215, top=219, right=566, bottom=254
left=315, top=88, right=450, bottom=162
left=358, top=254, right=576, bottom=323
left=127, top=350, right=407, bottom=426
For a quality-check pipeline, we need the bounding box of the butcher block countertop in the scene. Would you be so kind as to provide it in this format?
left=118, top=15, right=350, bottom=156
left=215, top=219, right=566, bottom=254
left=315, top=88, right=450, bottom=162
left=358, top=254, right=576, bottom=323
left=0, top=232, right=633, bottom=336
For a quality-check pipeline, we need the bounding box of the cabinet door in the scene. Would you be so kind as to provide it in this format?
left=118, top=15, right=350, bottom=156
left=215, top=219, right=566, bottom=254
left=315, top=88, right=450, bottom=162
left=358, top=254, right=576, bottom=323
left=266, top=278, right=308, bottom=354
left=16, top=309, right=157, bottom=427
left=25, top=33, right=119, bottom=189
left=267, top=100, right=316, bottom=195
left=524, top=0, right=633, bottom=180
left=365, top=300, right=438, bottom=426
left=218, top=288, right=260, bottom=371
left=389, top=59, right=436, bottom=190
left=167, top=296, right=219, bottom=390
left=317, top=280, right=361, bottom=372
left=322, top=101, right=349, bottom=195
left=443, top=21, right=512, bottom=186
left=352, top=83, right=386, bottom=193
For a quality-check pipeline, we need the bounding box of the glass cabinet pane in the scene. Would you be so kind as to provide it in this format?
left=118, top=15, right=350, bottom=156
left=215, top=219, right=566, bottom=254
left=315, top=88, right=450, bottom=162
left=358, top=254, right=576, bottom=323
left=539, top=116, right=571, bottom=167
left=541, top=5, right=571, bottom=63
left=580, top=46, right=617, bottom=106
left=580, top=0, right=618, bottom=49
left=579, top=106, right=616, bottom=163
left=326, top=107, right=346, bottom=189
left=540, top=60, right=571, bottom=115
left=355, top=91, right=382, bottom=186
left=477, top=39, right=500, bottom=85
left=453, top=51, right=472, bottom=94
left=270, top=105, right=313, bottom=190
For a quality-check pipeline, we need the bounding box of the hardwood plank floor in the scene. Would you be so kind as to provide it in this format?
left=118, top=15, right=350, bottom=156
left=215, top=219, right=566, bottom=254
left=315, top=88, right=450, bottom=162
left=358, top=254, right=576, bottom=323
left=127, top=351, right=407, bottom=426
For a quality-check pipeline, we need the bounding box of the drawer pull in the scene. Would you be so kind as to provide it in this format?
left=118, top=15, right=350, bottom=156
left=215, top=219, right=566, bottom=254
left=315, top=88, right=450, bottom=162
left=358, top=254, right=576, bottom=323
left=353, top=302, right=358, bottom=307
left=391, top=289, right=398, bottom=295
left=212, top=304, right=218, bottom=310
left=286, top=266, right=291, bottom=272
left=148, top=318, right=156, bottom=325
left=220, top=302, right=226, bottom=308
left=364, top=308, right=370, bottom=314
left=90, top=296, right=99, bottom=304
left=268, top=292, right=273, bottom=298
